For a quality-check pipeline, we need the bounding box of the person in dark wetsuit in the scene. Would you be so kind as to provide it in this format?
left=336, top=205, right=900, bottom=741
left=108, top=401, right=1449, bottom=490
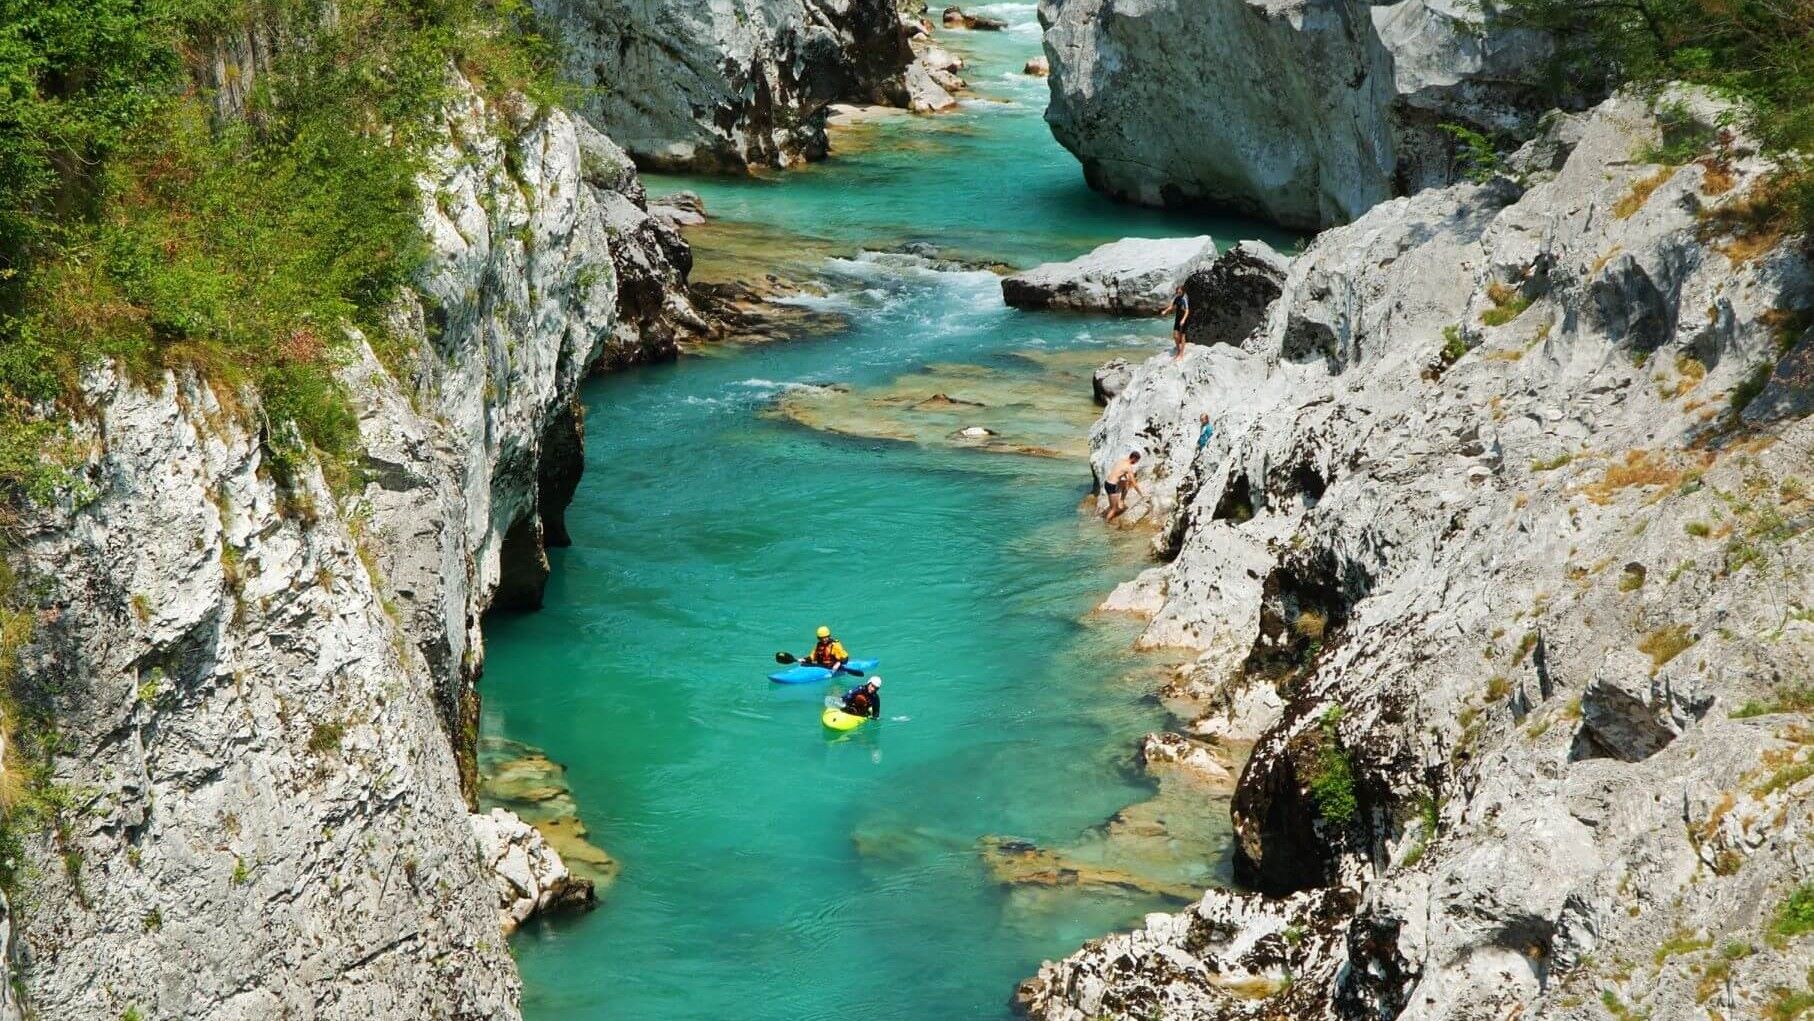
left=1161, top=285, right=1191, bottom=361
left=842, top=678, right=882, bottom=718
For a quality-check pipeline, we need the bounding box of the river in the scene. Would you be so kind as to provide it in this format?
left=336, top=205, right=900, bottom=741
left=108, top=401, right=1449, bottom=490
left=479, top=7, right=1292, bottom=1019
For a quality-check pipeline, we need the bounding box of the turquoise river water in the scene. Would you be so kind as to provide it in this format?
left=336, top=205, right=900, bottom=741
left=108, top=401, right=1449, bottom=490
left=480, top=7, right=1294, bottom=1018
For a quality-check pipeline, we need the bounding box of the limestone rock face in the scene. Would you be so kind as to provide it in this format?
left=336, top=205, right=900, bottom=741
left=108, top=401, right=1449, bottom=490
left=1040, top=0, right=1398, bottom=229
left=1180, top=240, right=1291, bottom=349
left=1372, top=0, right=1556, bottom=192
left=1023, top=93, right=1814, bottom=1020
left=1039, top=0, right=1557, bottom=228
left=1092, top=358, right=1133, bottom=405
left=1002, top=236, right=1217, bottom=314
left=1744, top=325, right=1814, bottom=424
left=1, top=74, right=688, bottom=1021
left=535, top=0, right=913, bottom=171
left=0, top=711, right=16, bottom=1021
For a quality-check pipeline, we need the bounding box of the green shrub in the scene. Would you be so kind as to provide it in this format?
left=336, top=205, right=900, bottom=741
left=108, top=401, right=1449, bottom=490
left=1531, top=453, right=1574, bottom=472
left=307, top=720, right=346, bottom=755
left=1441, top=123, right=1502, bottom=183
left=1481, top=282, right=1533, bottom=326
left=0, top=0, right=563, bottom=503
left=1306, top=706, right=1359, bottom=826
left=1774, top=885, right=1814, bottom=942
left=1495, top=0, right=1814, bottom=234
left=1440, top=324, right=1468, bottom=366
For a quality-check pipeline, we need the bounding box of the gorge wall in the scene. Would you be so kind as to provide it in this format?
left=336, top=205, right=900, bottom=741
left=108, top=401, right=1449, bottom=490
left=1020, top=92, right=1814, bottom=1020
left=533, top=0, right=915, bottom=171
left=0, top=64, right=697, bottom=1020
left=1037, top=0, right=1555, bottom=229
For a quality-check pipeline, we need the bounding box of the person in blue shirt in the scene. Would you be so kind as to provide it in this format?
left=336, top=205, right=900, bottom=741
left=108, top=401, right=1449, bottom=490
left=1196, top=413, right=1214, bottom=450
left=1161, top=286, right=1191, bottom=361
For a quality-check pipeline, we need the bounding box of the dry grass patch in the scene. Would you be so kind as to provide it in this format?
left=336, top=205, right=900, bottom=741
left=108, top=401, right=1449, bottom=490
left=1698, top=157, right=1737, bottom=196
left=1664, top=355, right=1708, bottom=399
left=1293, top=609, right=1328, bottom=642
left=1637, top=624, right=1695, bottom=671
left=1584, top=450, right=1687, bottom=504
left=1614, top=166, right=1679, bottom=218
left=1701, top=176, right=1797, bottom=265
left=1481, top=281, right=1533, bottom=326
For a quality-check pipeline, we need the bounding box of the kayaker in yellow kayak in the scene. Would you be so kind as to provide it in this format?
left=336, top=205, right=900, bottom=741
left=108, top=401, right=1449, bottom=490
left=841, top=677, right=882, bottom=719
left=804, top=626, right=849, bottom=669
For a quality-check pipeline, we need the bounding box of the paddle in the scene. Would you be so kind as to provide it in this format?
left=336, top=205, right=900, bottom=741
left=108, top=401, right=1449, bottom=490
left=772, top=650, right=864, bottom=677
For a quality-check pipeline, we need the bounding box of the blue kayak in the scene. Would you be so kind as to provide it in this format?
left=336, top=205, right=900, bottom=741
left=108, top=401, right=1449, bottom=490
left=768, top=658, right=879, bottom=684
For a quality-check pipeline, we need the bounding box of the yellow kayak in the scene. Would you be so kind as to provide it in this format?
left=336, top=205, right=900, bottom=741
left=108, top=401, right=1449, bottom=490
left=821, top=707, right=869, bottom=732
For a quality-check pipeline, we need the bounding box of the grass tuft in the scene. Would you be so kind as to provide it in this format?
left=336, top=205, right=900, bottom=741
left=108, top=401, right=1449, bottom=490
left=1637, top=624, right=1695, bottom=671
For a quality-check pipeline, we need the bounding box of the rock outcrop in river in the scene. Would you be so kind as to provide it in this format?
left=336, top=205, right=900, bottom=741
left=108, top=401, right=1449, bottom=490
left=0, top=65, right=691, bottom=1020
left=1002, top=236, right=1217, bottom=314
left=534, top=0, right=914, bottom=171
left=1020, top=91, right=1814, bottom=1020
left=1037, top=0, right=1554, bottom=228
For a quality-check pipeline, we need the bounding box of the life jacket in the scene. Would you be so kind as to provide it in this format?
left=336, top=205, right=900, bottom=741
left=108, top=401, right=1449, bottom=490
left=809, top=637, right=846, bottom=666
left=844, top=689, right=873, bottom=715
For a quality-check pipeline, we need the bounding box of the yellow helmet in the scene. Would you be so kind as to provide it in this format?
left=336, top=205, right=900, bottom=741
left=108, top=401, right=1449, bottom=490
left=816, top=626, right=831, bottom=639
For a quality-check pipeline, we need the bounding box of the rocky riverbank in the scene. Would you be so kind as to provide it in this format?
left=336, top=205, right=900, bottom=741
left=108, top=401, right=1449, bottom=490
left=0, top=59, right=700, bottom=1021
left=1017, top=91, right=1814, bottom=1020
left=533, top=0, right=991, bottom=171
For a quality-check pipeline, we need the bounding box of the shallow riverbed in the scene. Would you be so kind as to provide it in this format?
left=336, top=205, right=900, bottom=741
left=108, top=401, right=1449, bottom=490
left=480, top=7, right=1290, bottom=1018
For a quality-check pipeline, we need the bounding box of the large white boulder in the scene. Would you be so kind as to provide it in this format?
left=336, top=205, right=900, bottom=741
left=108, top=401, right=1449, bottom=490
left=1038, top=0, right=1555, bottom=228
left=1002, top=236, right=1217, bottom=314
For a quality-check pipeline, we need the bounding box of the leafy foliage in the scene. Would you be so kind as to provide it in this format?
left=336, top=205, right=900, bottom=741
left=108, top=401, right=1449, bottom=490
left=0, top=0, right=562, bottom=502
left=1440, top=123, right=1502, bottom=183
left=1306, top=705, right=1359, bottom=826
left=1495, top=0, right=1814, bottom=231
left=1775, top=885, right=1814, bottom=943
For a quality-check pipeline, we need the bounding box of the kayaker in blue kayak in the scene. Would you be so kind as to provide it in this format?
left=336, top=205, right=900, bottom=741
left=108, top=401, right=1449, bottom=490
left=841, top=677, right=882, bottom=719
left=804, top=626, right=849, bottom=670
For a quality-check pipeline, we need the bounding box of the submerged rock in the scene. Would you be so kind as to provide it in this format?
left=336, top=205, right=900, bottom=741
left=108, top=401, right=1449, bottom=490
left=979, top=837, right=1203, bottom=901
left=649, top=190, right=708, bottom=228
left=776, top=348, right=1130, bottom=459
left=479, top=736, right=620, bottom=887
left=1002, top=236, right=1217, bottom=314
left=943, top=5, right=1005, bottom=29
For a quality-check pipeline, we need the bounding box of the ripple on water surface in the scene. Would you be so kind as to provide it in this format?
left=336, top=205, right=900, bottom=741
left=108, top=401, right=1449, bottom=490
left=481, top=9, right=1292, bottom=1020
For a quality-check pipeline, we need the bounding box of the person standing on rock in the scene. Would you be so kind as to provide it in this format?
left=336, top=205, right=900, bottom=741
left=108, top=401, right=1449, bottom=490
left=1161, top=285, right=1191, bottom=361
left=1103, top=451, right=1143, bottom=522
left=1196, top=413, right=1214, bottom=450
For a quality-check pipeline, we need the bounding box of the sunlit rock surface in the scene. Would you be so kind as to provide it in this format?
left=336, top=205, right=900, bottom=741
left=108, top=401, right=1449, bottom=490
left=1020, top=92, right=1814, bottom=1021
